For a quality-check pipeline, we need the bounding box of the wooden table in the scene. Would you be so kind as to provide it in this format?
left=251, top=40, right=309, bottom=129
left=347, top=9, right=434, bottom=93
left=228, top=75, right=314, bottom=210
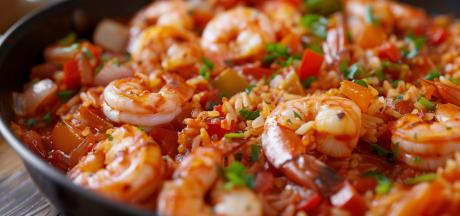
left=0, top=140, right=60, bottom=216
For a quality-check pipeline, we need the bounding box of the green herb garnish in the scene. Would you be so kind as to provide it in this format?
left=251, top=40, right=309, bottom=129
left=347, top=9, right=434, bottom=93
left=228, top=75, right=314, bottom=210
left=245, top=84, right=256, bottom=94
left=250, top=144, right=261, bottom=162
left=417, top=96, right=435, bottom=111
left=424, top=70, right=440, bottom=80
left=300, top=14, right=328, bottom=39
left=305, top=0, right=342, bottom=16
left=57, top=90, right=76, bottom=102
left=239, top=108, right=260, bottom=120
left=25, top=118, right=37, bottom=129
left=302, top=76, right=318, bottom=88
left=57, top=33, right=77, bottom=46
left=224, top=132, right=245, bottom=139
left=107, top=134, right=113, bottom=141
left=404, top=33, right=426, bottom=59
left=199, top=57, right=214, bottom=80
left=371, top=144, right=394, bottom=160
left=42, top=112, right=52, bottom=124
left=365, top=6, right=379, bottom=25
left=263, top=43, right=291, bottom=64
left=293, top=111, right=302, bottom=119
left=353, top=79, right=368, bottom=88
left=82, top=47, right=93, bottom=59
left=224, top=161, right=255, bottom=189
left=363, top=170, right=393, bottom=195
left=449, top=77, right=460, bottom=85
left=405, top=173, right=437, bottom=185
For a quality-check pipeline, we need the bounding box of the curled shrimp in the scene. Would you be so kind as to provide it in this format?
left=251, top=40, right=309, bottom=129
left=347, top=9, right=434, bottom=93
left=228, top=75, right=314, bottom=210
left=157, top=147, right=261, bottom=216
left=68, top=125, right=164, bottom=203
left=157, top=148, right=220, bottom=216
left=391, top=103, right=460, bottom=170
left=260, top=1, right=303, bottom=37
left=129, top=26, right=202, bottom=72
left=201, top=7, right=275, bottom=62
left=262, top=96, right=362, bottom=194
left=102, top=73, right=193, bottom=126
left=129, top=0, right=193, bottom=40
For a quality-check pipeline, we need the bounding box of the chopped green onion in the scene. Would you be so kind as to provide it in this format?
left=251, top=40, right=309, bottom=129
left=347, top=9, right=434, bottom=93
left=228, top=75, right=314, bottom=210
left=25, top=118, right=37, bottom=129
left=363, top=170, right=393, bottom=195
left=293, top=111, right=302, bottom=119
left=137, top=126, right=145, bottom=131
left=371, top=144, right=394, bottom=160
left=250, top=144, right=260, bottom=162
left=308, top=42, right=323, bottom=54
left=199, top=66, right=211, bottom=80
left=95, top=64, right=104, bottom=74
left=224, top=161, right=255, bottom=189
left=208, top=101, right=219, bottom=111
left=405, top=173, right=437, bottom=185
left=364, top=6, right=379, bottom=25
left=224, top=132, right=245, bottom=139
left=239, top=108, right=260, bottom=120
left=417, top=96, right=436, bottom=111
left=305, top=0, right=342, bottom=16
left=57, top=33, right=77, bottom=46
left=57, top=90, right=76, bottom=102
left=424, top=70, right=440, bottom=80
left=112, top=58, right=121, bottom=66
left=263, top=43, right=290, bottom=64
left=353, top=79, right=368, bottom=88
left=82, top=47, right=93, bottom=59
left=202, top=57, right=214, bottom=70
left=339, top=60, right=349, bottom=75
left=344, top=63, right=365, bottom=80
left=391, top=80, right=401, bottom=88
left=42, top=112, right=52, bottom=124
left=300, top=14, right=328, bottom=39
left=392, top=142, right=399, bottom=159
left=302, top=76, right=318, bottom=88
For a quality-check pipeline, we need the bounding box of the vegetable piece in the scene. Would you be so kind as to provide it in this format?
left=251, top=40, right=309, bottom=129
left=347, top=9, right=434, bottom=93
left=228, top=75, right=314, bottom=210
left=302, top=76, right=317, bottom=88
left=93, top=19, right=129, bottom=52
left=212, top=69, right=248, bottom=97
left=13, top=79, right=58, bottom=116
left=376, top=42, right=401, bottom=63
left=404, top=33, right=426, bottom=59
left=94, top=60, right=133, bottom=86
left=343, top=63, right=365, bottom=80
left=298, top=48, right=324, bottom=80
left=355, top=25, right=387, bottom=49
left=57, top=90, right=76, bottom=102
left=207, top=117, right=230, bottom=138
left=339, top=80, right=373, bottom=112
left=305, top=0, right=342, bottom=16
left=199, top=58, right=214, bottom=80
left=51, top=121, right=83, bottom=154
left=424, top=70, right=440, bottom=80
left=417, top=96, right=436, bottom=111
left=371, top=144, right=394, bottom=160
left=42, top=112, right=52, bottom=124
left=363, top=170, right=393, bottom=195
left=364, top=6, right=379, bottom=25
left=224, top=161, right=255, bottom=189
left=330, top=183, right=367, bottom=215
left=353, top=80, right=368, bottom=88
left=427, top=26, right=448, bottom=45
left=44, top=44, right=80, bottom=64
left=224, top=132, right=245, bottom=139
left=63, top=60, right=81, bottom=89
left=249, top=144, right=260, bottom=162
left=57, top=33, right=77, bottom=46
left=405, top=173, right=437, bottom=185
left=150, top=126, right=179, bottom=157
left=300, top=14, right=328, bottom=39
left=239, top=108, right=260, bottom=120
left=263, top=43, right=291, bottom=64
left=25, top=118, right=37, bottom=128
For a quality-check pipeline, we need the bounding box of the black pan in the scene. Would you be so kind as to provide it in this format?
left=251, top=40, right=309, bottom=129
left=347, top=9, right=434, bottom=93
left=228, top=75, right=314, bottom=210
left=0, top=0, right=459, bottom=215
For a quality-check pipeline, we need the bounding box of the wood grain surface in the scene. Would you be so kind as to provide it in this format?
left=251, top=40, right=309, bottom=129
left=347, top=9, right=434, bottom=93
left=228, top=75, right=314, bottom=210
left=0, top=140, right=60, bottom=216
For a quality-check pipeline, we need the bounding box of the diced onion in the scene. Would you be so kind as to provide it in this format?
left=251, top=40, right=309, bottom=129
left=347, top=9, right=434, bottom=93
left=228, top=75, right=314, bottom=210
left=94, top=62, right=133, bottom=86
left=93, top=19, right=129, bottom=52
left=13, top=79, right=58, bottom=116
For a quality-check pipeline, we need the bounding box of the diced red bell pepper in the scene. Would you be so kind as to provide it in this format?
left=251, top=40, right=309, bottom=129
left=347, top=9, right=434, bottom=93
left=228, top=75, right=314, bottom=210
left=207, top=117, right=229, bottom=138
left=150, top=126, right=179, bottom=157
left=298, top=49, right=324, bottom=80
left=63, top=60, right=81, bottom=89
left=427, top=27, right=448, bottom=45
left=298, top=193, right=322, bottom=211
left=376, top=42, right=401, bottom=63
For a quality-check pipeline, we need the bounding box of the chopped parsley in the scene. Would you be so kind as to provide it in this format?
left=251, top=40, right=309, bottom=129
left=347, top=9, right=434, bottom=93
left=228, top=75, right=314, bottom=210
left=263, top=43, right=291, bottom=64
left=404, top=33, right=426, bottom=59
left=339, top=60, right=349, bottom=75
left=199, top=57, right=214, bottom=80
left=343, top=63, right=365, bottom=80
left=224, top=132, right=245, bottom=139
left=250, top=144, right=261, bottom=162
left=223, top=161, right=255, bottom=189
left=293, top=111, right=302, bottom=119
left=302, top=76, right=318, bottom=88
left=42, top=112, right=52, bottom=124
left=245, top=84, right=256, bottom=94
left=25, top=118, right=37, bottom=129
left=300, top=14, right=328, bottom=39
left=112, top=57, right=121, bottom=66
left=364, top=6, right=379, bottom=25
left=208, top=101, right=219, bottom=111
left=239, top=108, right=260, bottom=120
left=417, top=96, right=436, bottom=111
left=137, top=126, right=145, bottom=131
left=57, top=33, right=77, bottom=46
left=353, top=79, right=368, bottom=88
left=82, top=47, right=93, bottom=59
left=363, top=170, right=393, bottom=194
left=107, top=134, right=113, bottom=141
left=405, top=173, right=437, bottom=185
left=424, top=70, right=440, bottom=80
left=449, top=77, right=460, bottom=85
left=95, top=64, right=104, bottom=74
left=371, top=144, right=394, bottom=161
left=308, top=42, right=323, bottom=54
left=57, top=90, right=76, bottom=102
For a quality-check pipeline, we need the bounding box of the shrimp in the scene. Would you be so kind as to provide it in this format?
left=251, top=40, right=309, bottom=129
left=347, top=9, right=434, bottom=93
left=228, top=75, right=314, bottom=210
left=102, top=73, right=193, bottom=126
left=262, top=96, right=362, bottom=194
left=68, top=125, right=164, bottom=203
left=157, top=147, right=262, bottom=216
left=129, top=0, right=193, bottom=40
left=129, top=26, right=202, bottom=72
left=201, top=7, right=275, bottom=62
left=391, top=103, right=460, bottom=170
left=260, top=1, right=303, bottom=37
left=157, top=148, right=220, bottom=216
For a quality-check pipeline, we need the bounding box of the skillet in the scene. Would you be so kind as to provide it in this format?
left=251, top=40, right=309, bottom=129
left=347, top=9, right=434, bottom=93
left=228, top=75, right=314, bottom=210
left=0, top=0, right=459, bottom=215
